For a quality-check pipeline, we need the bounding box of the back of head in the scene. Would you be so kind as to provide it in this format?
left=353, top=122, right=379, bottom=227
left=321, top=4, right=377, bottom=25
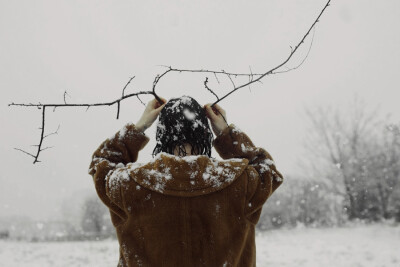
left=152, top=96, right=214, bottom=157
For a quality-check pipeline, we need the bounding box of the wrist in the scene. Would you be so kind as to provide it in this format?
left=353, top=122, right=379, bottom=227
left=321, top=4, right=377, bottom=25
left=216, top=124, right=228, bottom=136
left=135, top=120, right=148, bottom=133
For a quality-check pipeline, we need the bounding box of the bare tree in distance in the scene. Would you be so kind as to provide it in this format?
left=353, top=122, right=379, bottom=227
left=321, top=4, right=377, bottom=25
left=368, top=125, right=400, bottom=219
left=8, top=0, right=332, bottom=164
left=81, top=196, right=114, bottom=237
left=257, top=176, right=347, bottom=230
left=305, top=100, right=378, bottom=219
left=304, top=98, right=400, bottom=221
left=387, top=123, right=400, bottom=136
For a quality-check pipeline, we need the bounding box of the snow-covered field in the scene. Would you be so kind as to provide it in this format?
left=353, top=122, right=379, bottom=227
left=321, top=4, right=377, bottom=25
left=0, top=224, right=399, bottom=267
left=256, top=224, right=400, bottom=267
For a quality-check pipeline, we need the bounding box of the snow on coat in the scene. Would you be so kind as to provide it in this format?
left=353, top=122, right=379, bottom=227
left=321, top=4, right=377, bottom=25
left=89, top=123, right=283, bottom=267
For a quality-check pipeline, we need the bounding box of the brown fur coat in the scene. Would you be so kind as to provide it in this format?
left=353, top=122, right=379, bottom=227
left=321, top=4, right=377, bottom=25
left=89, top=123, right=283, bottom=267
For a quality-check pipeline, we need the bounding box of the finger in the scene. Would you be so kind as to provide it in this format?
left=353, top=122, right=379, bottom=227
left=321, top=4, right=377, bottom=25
left=155, top=97, right=167, bottom=108
left=203, top=104, right=213, bottom=115
left=207, top=104, right=221, bottom=116
left=212, top=103, right=225, bottom=116
left=148, top=99, right=157, bottom=108
left=203, top=104, right=211, bottom=117
left=204, top=105, right=219, bottom=120
left=154, top=101, right=167, bottom=112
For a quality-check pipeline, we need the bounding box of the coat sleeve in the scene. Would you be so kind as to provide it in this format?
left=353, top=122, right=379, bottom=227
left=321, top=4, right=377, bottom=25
left=213, top=124, right=284, bottom=224
left=88, top=123, right=150, bottom=224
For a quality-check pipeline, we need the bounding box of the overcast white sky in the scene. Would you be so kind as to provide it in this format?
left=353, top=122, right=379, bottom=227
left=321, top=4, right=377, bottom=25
left=1, top=0, right=399, bottom=221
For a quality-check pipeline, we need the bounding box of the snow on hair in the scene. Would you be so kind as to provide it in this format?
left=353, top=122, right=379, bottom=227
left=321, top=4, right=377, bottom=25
left=152, top=96, right=213, bottom=157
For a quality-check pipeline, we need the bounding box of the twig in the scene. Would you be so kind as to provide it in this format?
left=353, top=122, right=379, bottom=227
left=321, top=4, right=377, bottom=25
left=63, top=91, right=70, bottom=104
left=122, top=76, right=135, bottom=97
left=152, top=68, right=171, bottom=104
left=274, top=27, right=316, bottom=74
left=32, top=106, right=46, bottom=163
left=40, top=146, right=54, bottom=152
left=166, top=67, right=264, bottom=77
left=43, top=125, right=60, bottom=139
left=210, top=0, right=331, bottom=106
left=204, top=77, right=220, bottom=101
left=214, top=72, right=220, bottom=84
left=13, top=148, right=36, bottom=159
left=226, top=75, right=236, bottom=89
left=116, top=101, right=121, bottom=119
left=136, top=95, right=146, bottom=106
left=248, top=66, right=253, bottom=92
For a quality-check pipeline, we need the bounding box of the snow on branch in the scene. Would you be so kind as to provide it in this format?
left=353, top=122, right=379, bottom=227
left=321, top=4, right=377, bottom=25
left=8, top=0, right=332, bottom=163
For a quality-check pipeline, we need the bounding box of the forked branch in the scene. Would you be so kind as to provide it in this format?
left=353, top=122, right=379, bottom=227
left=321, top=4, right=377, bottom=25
left=9, top=82, right=159, bottom=163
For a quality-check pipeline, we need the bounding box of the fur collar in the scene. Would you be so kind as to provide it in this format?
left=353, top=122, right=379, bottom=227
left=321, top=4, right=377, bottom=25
left=126, top=152, right=249, bottom=197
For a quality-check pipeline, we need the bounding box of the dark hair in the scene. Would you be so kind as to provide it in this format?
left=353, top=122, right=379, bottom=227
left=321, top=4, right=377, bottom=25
left=152, top=96, right=214, bottom=157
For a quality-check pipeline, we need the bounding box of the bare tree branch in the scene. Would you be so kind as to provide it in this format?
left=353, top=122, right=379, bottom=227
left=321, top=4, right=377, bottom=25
left=13, top=148, right=36, bottom=159
left=248, top=66, right=253, bottom=92
left=152, top=68, right=171, bottom=103
left=33, top=106, right=46, bottom=164
left=150, top=0, right=331, bottom=106
left=43, top=125, right=60, bottom=139
left=204, top=77, right=220, bottom=101
left=63, top=91, right=70, bottom=104
left=122, top=76, right=135, bottom=97
left=9, top=0, right=332, bottom=163
left=273, top=27, right=316, bottom=74
left=136, top=95, right=146, bottom=106
left=40, top=146, right=54, bottom=152
left=226, top=74, right=236, bottom=89
left=213, top=72, right=220, bottom=84
left=210, top=0, right=331, bottom=106
left=9, top=91, right=156, bottom=109
left=9, top=80, right=157, bottom=163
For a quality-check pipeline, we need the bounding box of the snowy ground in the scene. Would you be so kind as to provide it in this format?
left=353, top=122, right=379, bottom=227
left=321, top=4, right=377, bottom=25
left=0, top=224, right=399, bottom=267
left=256, top=224, right=400, bottom=267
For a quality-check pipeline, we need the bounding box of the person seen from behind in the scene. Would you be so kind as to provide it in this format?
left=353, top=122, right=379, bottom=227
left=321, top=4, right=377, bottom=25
left=89, top=96, right=283, bottom=266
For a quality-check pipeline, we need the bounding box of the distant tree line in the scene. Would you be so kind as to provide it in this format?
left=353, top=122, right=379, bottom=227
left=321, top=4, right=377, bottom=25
left=80, top=196, right=115, bottom=239
left=258, top=99, right=400, bottom=230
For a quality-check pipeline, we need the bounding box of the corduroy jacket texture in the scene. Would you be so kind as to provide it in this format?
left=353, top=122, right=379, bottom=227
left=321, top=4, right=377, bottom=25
left=89, top=123, right=283, bottom=267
